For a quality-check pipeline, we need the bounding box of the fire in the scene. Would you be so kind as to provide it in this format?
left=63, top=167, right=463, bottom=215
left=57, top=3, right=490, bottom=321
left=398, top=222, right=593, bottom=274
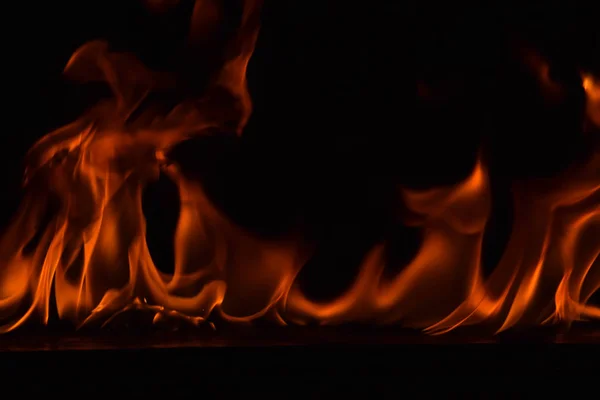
left=0, top=1, right=599, bottom=336
left=583, top=73, right=600, bottom=127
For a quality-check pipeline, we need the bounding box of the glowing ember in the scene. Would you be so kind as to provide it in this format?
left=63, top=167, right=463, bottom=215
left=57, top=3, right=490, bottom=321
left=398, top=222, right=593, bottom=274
left=0, top=0, right=598, bottom=335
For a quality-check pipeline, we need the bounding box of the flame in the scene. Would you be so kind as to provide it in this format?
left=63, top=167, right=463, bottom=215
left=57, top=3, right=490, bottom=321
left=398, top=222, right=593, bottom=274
left=1, top=1, right=599, bottom=335
left=583, top=73, right=600, bottom=127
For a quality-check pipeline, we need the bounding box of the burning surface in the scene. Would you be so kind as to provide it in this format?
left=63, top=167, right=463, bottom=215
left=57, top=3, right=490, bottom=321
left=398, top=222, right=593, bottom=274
left=0, top=0, right=599, bottom=336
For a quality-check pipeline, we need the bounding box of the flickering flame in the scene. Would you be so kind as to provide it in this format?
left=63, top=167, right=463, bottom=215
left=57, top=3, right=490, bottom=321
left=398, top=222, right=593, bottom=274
left=0, top=1, right=598, bottom=335
left=583, top=73, right=600, bottom=127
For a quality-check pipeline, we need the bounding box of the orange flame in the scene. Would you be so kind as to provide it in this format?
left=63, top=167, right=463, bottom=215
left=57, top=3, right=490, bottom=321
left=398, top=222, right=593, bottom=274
left=0, top=1, right=599, bottom=335
left=583, top=73, right=600, bottom=127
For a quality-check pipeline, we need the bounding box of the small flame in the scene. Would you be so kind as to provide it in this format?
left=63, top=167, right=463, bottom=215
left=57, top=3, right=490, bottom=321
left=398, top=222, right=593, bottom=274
left=582, top=73, right=600, bottom=127
left=583, top=74, right=600, bottom=101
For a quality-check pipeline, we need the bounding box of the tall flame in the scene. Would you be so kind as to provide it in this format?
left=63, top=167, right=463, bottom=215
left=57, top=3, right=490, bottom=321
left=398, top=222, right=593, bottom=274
left=0, top=1, right=599, bottom=335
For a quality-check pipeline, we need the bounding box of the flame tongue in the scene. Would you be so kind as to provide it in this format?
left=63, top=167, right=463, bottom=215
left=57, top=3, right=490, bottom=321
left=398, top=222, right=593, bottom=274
left=583, top=73, right=600, bottom=127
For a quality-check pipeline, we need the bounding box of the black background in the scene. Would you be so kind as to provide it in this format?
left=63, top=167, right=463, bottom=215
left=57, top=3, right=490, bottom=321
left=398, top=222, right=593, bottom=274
left=1, top=0, right=599, bottom=312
